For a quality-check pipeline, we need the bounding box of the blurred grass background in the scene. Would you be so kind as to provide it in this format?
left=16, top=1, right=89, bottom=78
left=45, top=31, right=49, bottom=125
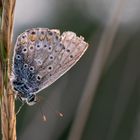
left=2, top=0, right=140, bottom=140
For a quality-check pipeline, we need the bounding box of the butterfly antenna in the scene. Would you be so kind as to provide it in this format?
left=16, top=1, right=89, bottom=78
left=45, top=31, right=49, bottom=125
left=38, top=104, right=47, bottom=122
left=16, top=102, right=25, bottom=115
left=37, top=96, right=64, bottom=119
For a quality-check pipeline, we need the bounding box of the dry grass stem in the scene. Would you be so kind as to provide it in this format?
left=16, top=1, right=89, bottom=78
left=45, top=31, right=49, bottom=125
left=68, top=0, right=128, bottom=140
left=1, top=0, right=16, bottom=140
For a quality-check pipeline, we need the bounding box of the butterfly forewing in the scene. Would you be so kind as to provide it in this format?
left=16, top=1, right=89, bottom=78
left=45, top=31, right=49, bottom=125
left=11, top=28, right=88, bottom=96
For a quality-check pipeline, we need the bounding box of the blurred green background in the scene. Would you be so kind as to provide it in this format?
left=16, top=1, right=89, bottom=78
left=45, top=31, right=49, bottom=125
left=11, top=0, right=140, bottom=140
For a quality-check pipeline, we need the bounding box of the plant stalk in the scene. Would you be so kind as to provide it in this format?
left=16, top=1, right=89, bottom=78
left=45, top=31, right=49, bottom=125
left=0, top=0, right=16, bottom=140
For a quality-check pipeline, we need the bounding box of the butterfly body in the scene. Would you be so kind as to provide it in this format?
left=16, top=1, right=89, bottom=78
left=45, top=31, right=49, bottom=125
left=11, top=28, right=88, bottom=105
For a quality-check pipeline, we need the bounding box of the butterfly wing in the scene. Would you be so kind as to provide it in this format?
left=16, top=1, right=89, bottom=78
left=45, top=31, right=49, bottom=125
left=11, top=28, right=88, bottom=96
left=37, top=31, right=88, bottom=93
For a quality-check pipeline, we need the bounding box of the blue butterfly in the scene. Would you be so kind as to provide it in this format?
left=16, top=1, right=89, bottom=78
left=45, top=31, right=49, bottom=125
left=11, top=28, right=88, bottom=105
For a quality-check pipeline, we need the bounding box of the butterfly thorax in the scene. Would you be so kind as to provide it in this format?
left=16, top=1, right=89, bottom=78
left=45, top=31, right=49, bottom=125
left=12, top=78, right=38, bottom=105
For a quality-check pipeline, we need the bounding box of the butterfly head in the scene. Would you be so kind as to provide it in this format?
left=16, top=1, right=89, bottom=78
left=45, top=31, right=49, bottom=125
left=17, top=93, right=37, bottom=106
left=26, top=93, right=37, bottom=106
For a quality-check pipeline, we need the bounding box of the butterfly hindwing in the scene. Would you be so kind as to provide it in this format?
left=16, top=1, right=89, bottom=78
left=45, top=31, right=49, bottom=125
left=38, top=31, right=88, bottom=91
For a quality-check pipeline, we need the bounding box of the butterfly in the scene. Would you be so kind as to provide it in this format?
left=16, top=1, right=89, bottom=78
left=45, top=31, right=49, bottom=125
left=10, top=28, right=88, bottom=105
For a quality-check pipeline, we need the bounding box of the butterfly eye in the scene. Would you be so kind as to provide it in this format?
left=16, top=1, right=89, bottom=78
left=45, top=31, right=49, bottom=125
left=36, top=75, right=42, bottom=81
left=22, top=47, right=28, bottom=53
left=23, top=64, right=28, bottom=68
left=47, top=65, right=53, bottom=72
left=29, top=66, right=34, bottom=72
left=16, top=54, right=21, bottom=60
